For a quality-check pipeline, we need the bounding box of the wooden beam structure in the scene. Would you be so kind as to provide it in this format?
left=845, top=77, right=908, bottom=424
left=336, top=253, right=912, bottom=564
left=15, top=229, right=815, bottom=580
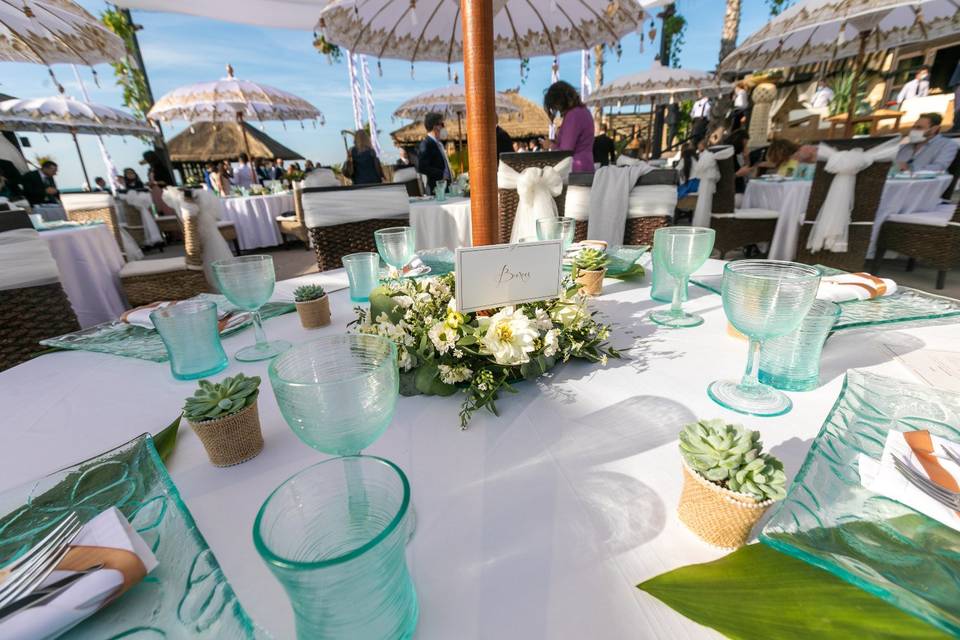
left=461, top=0, right=498, bottom=246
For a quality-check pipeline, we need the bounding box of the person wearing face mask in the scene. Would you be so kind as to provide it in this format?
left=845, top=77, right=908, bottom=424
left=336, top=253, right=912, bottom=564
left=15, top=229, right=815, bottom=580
left=417, top=111, right=453, bottom=195
left=896, top=113, right=958, bottom=173
left=897, top=66, right=930, bottom=107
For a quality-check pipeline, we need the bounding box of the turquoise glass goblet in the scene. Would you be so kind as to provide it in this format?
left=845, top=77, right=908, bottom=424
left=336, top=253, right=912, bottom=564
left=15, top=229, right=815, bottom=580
left=211, top=255, right=290, bottom=362
left=150, top=300, right=228, bottom=380
left=536, top=217, right=576, bottom=252
left=759, top=299, right=840, bottom=392
left=375, top=227, right=416, bottom=278
left=648, top=226, right=715, bottom=328
left=254, top=455, right=418, bottom=640
left=708, top=260, right=821, bottom=416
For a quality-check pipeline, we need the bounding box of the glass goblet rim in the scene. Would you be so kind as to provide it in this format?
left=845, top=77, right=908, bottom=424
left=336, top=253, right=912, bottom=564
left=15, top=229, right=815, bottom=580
left=342, top=251, right=380, bottom=264
left=723, top=259, right=821, bottom=283
left=268, top=334, right=397, bottom=388
left=654, top=225, right=716, bottom=239
left=150, top=299, right=217, bottom=321
left=211, top=254, right=274, bottom=271
left=374, top=226, right=414, bottom=238
left=252, top=454, right=410, bottom=570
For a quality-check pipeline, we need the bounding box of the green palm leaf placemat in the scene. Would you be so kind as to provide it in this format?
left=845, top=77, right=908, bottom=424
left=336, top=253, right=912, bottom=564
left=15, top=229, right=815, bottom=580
left=637, top=543, right=950, bottom=640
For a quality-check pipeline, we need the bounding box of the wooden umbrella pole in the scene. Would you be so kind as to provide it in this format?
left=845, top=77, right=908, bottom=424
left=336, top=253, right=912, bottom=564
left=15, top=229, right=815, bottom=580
left=457, top=111, right=465, bottom=174
left=461, top=0, right=497, bottom=246
left=70, top=129, right=91, bottom=189
left=844, top=33, right=869, bottom=138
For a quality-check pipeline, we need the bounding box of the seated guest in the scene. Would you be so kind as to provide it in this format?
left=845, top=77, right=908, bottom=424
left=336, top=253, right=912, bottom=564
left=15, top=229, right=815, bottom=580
left=723, top=129, right=752, bottom=194
left=417, top=112, right=453, bottom=194
left=757, top=139, right=818, bottom=177
left=896, top=113, right=959, bottom=173
left=93, top=176, right=109, bottom=191
left=593, top=122, right=616, bottom=166
left=0, top=174, right=13, bottom=199
left=395, top=146, right=414, bottom=168
left=234, top=152, right=256, bottom=188
left=21, top=160, right=60, bottom=205
left=304, top=159, right=315, bottom=173
left=121, top=167, right=145, bottom=190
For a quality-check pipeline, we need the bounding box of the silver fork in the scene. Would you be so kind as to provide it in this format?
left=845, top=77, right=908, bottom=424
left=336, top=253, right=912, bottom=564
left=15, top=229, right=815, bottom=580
left=942, top=446, right=960, bottom=468
left=892, top=455, right=960, bottom=511
left=0, top=513, right=82, bottom=608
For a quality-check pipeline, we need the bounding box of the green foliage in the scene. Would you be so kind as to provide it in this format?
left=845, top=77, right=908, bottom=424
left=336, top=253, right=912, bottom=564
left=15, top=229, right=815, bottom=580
left=154, top=414, right=181, bottom=463
left=662, top=13, right=687, bottom=67
left=572, top=248, right=610, bottom=273
left=293, top=284, right=326, bottom=302
left=313, top=34, right=343, bottom=63
left=100, top=9, right=152, bottom=123
left=828, top=72, right=871, bottom=117
left=679, top=418, right=786, bottom=501
left=184, top=374, right=260, bottom=422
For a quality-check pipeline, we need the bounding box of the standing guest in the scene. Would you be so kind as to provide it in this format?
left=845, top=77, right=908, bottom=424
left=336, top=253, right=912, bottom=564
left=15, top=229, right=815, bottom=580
left=690, top=91, right=712, bottom=145
left=541, top=80, right=595, bottom=172
left=201, top=163, right=215, bottom=190
left=211, top=161, right=233, bottom=196
left=233, top=152, right=256, bottom=188
left=897, top=66, right=931, bottom=107
left=93, top=176, right=109, bottom=191
left=592, top=122, right=616, bottom=166
left=395, top=146, right=413, bottom=167
left=731, top=82, right=750, bottom=131
left=255, top=158, right=270, bottom=182
left=496, top=125, right=514, bottom=157
left=345, top=129, right=385, bottom=185
left=122, top=167, right=144, bottom=190
left=21, top=160, right=60, bottom=205
left=949, top=61, right=960, bottom=133
left=896, top=113, right=959, bottom=173
left=810, top=79, right=834, bottom=109
left=269, top=158, right=285, bottom=181
left=142, top=150, right=176, bottom=215
left=666, top=101, right=681, bottom=149
left=417, top=112, right=453, bottom=194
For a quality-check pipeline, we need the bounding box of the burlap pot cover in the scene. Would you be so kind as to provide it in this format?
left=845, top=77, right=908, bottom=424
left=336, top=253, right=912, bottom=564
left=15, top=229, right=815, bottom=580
left=188, top=399, right=264, bottom=467
left=296, top=295, right=331, bottom=329
left=575, top=268, right=605, bottom=296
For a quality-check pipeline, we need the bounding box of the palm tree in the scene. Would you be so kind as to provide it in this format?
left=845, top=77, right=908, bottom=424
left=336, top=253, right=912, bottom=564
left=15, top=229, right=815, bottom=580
left=719, top=0, right=741, bottom=64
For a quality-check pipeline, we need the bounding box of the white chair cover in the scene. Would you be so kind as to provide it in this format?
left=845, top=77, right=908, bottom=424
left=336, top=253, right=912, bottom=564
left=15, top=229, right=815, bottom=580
left=61, top=192, right=143, bottom=261
left=497, top=157, right=573, bottom=243
left=564, top=186, right=591, bottom=221
left=627, top=184, right=677, bottom=219
left=0, top=228, right=60, bottom=291
left=806, top=138, right=901, bottom=253
left=690, top=145, right=735, bottom=227
left=304, top=168, right=340, bottom=188
left=162, top=188, right=233, bottom=287
left=118, top=191, right=163, bottom=246
left=392, top=167, right=418, bottom=183
left=301, top=185, right=410, bottom=229
left=587, top=164, right=654, bottom=247
left=616, top=155, right=645, bottom=167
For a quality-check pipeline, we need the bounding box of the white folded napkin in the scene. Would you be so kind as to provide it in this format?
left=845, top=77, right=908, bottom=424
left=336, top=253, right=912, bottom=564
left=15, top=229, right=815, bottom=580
left=0, top=507, right=158, bottom=639
left=817, top=273, right=897, bottom=302
left=859, top=430, right=960, bottom=533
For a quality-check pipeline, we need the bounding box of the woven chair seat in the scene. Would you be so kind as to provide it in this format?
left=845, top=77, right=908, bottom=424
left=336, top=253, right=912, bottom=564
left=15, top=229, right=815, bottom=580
left=876, top=201, right=960, bottom=290
left=120, top=256, right=200, bottom=278
left=0, top=282, right=79, bottom=371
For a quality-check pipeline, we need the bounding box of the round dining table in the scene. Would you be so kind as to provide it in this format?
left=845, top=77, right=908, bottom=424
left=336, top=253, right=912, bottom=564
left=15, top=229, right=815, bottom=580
left=219, top=193, right=293, bottom=250
left=743, top=174, right=953, bottom=260
left=409, top=196, right=473, bottom=251
left=40, top=223, right=127, bottom=328
left=1, top=260, right=955, bottom=639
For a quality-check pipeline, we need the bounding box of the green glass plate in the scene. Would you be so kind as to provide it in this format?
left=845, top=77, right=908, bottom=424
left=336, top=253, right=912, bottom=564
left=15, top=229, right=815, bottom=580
left=760, top=370, right=960, bottom=636
left=0, top=434, right=266, bottom=638
left=40, top=294, right=295, bottom=362
left=690, top=266, right=960, bottom=331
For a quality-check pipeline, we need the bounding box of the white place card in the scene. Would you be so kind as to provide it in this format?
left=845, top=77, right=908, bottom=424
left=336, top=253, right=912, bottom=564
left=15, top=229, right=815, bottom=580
left=455, top=241, right=563, bottom=313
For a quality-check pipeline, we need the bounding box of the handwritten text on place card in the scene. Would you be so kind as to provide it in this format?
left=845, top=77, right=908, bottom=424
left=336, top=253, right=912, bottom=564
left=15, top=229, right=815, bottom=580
left=455, top=241, right=562, bottom=313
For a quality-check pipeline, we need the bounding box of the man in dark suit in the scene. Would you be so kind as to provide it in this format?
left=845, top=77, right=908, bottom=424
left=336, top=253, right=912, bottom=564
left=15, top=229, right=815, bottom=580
left=592, top=122, right=616, bottom=166
left=417, top=112, right=452, bottom=194
left=0, top=159, right=23, bottom=199
left=21, top=160, right=60, bottom=205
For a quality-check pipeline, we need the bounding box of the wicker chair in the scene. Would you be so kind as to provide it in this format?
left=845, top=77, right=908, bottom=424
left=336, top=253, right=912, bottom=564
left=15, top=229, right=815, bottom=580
left=875, top=201, right=960, bottom=290
left=707, top=147, right=780, bottom=258
left=566, top=169, right=677, bottom=245
left=392, top=167, right=424, bottom=197
left=117, top=199, right=148, bottom=247
left=276, top=186, right=311, bottom=248
left=0, top=212, right=80, bottom=371
left=497, top=151, right=571, bottom=244
left=60, top=192, right=123, bottom=254
left=119, top=204, right=209, bottom=306
left=794, top=156, right=892, bottom=272
left=217, top=220, right=240, bottom=254
left=302, top=183, right=410, bottom=272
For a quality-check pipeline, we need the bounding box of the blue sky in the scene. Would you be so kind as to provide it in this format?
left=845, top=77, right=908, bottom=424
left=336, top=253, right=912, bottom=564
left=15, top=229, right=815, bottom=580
left=1, top=0, right=776, bottom=188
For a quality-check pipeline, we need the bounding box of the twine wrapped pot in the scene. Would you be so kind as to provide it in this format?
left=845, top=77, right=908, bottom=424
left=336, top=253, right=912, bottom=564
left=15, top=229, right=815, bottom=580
left=677, top=460, right=773, bottom=549
left=576, top=269, right=606, bottom=296
left=296, top=295, right=331, bottom=329
left=188, top=399, right=264, bottom=467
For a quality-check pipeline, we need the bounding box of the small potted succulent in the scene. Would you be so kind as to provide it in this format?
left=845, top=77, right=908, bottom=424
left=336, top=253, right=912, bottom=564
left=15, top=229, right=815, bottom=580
left=677, top=419, right=786, bottom=549
left=184, top=373, right=264, bottom=467
left=293, top=284, right=331, bottom=329
left=572, top=248, right=610, bottom=296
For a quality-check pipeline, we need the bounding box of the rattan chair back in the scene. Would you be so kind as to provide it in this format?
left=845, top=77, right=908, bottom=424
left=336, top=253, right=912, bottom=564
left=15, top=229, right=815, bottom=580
left=708, top=146, right=736, bottom=214
left=61, top=193, right=122, bottom=251
left=0, top=210, right=33, bottom=232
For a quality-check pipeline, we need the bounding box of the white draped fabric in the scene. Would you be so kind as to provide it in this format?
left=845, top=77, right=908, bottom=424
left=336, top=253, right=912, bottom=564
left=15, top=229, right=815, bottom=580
left=564, top=186, right=591, bottom=221
left=219, top=193, right=291, bottom=249
left=303, top=169, right=340, bottom=188
left=587, top=164, right=654, bottom=247
left=498, top=157, right=573, bottom=243
left=806, top=138, right=901, bottom=253
left=301, top=185, right=410, bottom=229
left=628, top=185, right=678, bottom=219
left=163, top=189, right=233, bottom=286
left=0, top=228, right=60, bottom=291
left=118, top=191, right=163, bottom=246
left=691, top=146, right=735, bottom=227
left=60, top=192, right=143, bottom=261
left=409, top=197, right=472, bottom=251
left=392, top=167, right=419, bottom=183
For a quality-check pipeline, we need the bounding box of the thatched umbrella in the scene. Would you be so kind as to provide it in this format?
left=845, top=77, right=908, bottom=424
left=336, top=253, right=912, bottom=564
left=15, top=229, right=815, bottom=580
left=166, top=121, right=303, bottom=163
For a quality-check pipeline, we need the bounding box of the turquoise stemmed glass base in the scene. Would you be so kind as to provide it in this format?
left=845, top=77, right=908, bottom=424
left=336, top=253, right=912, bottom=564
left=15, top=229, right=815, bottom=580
left=707, top=379, right=793, bottom=417
left=649, top=309, right=704, bottom=328
left=235, top=339, right=291, bottom=362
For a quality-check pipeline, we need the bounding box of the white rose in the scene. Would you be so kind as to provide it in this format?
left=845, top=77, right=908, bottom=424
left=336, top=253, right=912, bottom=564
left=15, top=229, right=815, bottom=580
left=534, top=307, right=553, bottom=331
left=479, top=306, right=538, bottom=366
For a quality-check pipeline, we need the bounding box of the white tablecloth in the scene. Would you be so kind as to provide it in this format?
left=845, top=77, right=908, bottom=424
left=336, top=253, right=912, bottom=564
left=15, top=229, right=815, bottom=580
left=32, top=203, right=67, bottom=222
left=1, top=262, right=956, bottom=639
left=744, top=175, right=953, bottom=260
left=41, top=224, right=127, bottom=328
left=410, top=197, right=472, bottom=251
left=219, top=193, right=292, bottom=250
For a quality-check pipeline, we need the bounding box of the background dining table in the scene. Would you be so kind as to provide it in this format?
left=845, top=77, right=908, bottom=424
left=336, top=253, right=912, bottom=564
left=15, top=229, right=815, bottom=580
left=219, top=192, right=293, bottom=250
left=743, top=174, right=953, bottom=260
left=409, top=196, right=473, bottom=251
left=1, top=260, right=954, bottom=639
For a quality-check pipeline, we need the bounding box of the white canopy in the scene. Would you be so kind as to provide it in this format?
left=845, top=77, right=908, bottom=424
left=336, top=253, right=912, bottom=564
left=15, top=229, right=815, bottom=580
left=0, top=95, right=155, bottom=136
left=0, top=0, right=125, bottom=67
left=721, top=0, right=960, bottom=72
left=585, top=62, right=729, bottom=107
left=393, top=84, right=518, bottom=120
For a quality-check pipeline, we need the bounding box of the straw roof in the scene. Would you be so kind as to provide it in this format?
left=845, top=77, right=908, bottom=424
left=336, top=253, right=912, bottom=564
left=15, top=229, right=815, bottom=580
left=166, top=121, right=303, bottom=162
left=390, top=89, right=551, bottom=145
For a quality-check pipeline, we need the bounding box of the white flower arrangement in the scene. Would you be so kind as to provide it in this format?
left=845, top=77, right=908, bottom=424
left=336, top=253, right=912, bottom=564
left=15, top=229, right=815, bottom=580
left=354, top=273, right=619, bottom=428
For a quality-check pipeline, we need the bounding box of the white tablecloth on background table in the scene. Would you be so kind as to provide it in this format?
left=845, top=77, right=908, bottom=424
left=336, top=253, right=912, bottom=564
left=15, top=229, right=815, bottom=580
left=219, top=193, right=292, bottom=250
left=744, top=175, right=953, bottom=260
left=41, top=224, right=127, bottom=328
left=410, top=197, right=472, bottom=251
left=1, top=260, right=956, bottom=639
left=33, top=203, right=67, bottom=222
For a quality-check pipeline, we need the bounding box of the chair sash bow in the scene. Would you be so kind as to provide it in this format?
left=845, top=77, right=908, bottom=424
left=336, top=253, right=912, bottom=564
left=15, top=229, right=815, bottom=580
left=691, top=145, right=734, bottom=227
left=497, top=157, right=573, bottom=242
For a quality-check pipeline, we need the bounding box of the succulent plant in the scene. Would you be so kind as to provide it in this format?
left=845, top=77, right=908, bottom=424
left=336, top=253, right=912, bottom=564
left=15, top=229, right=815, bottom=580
left=572, top=248, right=610, bottom=273
left=294, top=284, right=326, bottom=302
left=679, top=418, right=786, bottom=502
left=184, top=373, right=260, bottom=422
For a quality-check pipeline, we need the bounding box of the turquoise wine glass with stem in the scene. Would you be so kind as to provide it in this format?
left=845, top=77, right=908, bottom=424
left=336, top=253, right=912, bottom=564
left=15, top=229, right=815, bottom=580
left=648, top=226, right=715, bottom=328
left=708, top=260, right=821, bottom=417
left=375, top=227, right=416, bottom=279
left=211, top=255, right=290, bottom=362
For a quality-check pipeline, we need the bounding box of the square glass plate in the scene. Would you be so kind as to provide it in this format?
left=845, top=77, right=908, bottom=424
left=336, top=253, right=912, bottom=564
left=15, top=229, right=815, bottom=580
left=760, top=370, right=960, bottom=636
left=0, top=434, right=266, bottom=638
left=690, top=266, right=960, bottom=331
left=40, top=294, right=295, bottom=362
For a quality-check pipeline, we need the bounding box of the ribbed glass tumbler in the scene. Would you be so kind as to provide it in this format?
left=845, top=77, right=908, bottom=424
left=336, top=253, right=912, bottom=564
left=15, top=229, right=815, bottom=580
left=758, top=299, right=840, bottom=392
left=254, top=455, right=418, bottom=640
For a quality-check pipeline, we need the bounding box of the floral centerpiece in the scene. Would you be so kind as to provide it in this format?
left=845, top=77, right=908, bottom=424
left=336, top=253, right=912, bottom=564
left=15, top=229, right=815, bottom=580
left=354, top=273, right=618, bottom=428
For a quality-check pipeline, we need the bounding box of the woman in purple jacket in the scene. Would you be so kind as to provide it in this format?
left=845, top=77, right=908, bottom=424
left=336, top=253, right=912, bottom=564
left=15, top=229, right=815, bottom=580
left=542, top=81, right=596, bottom=173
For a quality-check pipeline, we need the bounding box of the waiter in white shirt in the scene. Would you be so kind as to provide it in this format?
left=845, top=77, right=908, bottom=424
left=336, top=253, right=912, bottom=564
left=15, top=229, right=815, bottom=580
left=233, top=152, right=257, bottom=188
left=810, top=80, right=834, bottom=109
left=690, top=91, right=711, bottom=144
left=897, top=67, right=930, bottom=107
